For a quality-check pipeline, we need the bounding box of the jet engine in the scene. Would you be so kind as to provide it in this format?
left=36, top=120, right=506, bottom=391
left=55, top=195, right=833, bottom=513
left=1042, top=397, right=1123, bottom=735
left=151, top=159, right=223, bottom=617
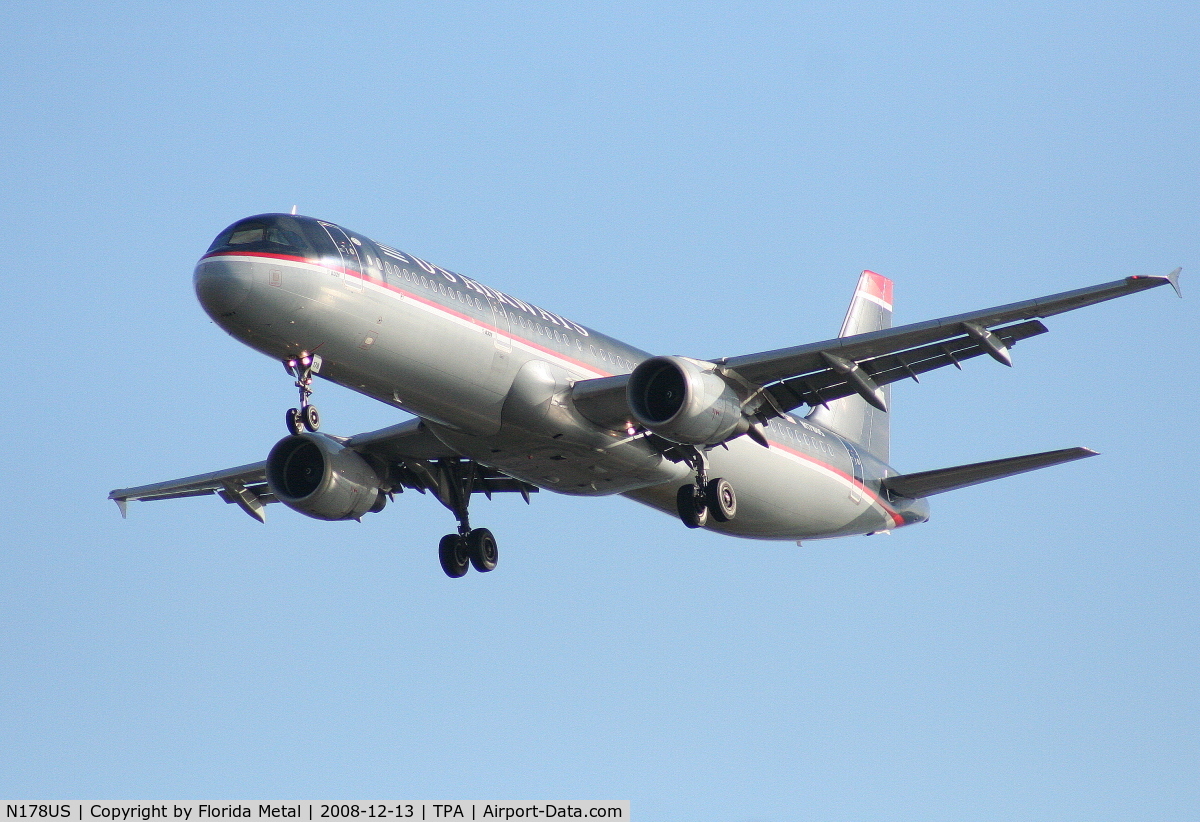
left=626, top=356, right=750, bottom=445
left=266, top=432, right=385, bottom=521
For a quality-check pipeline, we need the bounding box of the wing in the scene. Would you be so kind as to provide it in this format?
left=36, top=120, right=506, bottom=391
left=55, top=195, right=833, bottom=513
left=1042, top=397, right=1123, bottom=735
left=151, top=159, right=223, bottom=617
left=109, top=461, right=272, bottom=521
left=109, top=418, right=536, bottom=521
left=724, top=270, right=1180, bottom=415
left=571, top=270, right=1181, bottom=428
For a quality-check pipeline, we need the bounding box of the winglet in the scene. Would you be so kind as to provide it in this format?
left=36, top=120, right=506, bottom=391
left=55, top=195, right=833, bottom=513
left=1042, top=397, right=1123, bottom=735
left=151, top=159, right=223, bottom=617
left=1167, top=267, right=1183, bottom=298
left=113, top=496, right=128, bottom=519
left=1131, top=268, right=1182, bottom=298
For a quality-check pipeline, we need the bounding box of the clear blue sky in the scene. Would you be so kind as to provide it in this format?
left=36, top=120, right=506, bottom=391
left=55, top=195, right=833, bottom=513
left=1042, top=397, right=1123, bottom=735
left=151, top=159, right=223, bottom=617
left=2, top=1, right=1196, bottom=819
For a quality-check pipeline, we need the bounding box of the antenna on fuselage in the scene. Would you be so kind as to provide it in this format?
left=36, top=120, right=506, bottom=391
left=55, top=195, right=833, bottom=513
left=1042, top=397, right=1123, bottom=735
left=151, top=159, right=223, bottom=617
left=290, top=205, right=298, bottom=215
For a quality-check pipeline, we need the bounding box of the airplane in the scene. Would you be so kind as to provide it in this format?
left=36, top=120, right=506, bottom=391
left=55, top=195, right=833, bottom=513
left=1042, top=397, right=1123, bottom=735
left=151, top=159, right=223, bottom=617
left=109, top=213, right=1182, bottom=577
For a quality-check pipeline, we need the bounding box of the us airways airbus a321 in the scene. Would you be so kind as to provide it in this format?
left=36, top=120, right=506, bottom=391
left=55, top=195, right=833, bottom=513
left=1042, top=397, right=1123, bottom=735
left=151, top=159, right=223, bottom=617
left=110, top=214, right=1182, bottom=577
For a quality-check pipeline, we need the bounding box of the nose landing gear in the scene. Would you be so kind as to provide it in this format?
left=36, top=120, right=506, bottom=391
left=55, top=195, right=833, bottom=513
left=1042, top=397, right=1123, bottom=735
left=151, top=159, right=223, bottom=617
left=284, top=353, right=322, bottom=435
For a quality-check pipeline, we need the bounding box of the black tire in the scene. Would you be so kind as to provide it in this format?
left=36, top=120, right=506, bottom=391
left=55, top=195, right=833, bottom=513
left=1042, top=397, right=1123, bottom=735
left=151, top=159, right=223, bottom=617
left=286, top=407, right=304, bottom=435
left=676, top=484, right=708, bottom=529
left=438, top=534, right=470, bottom=578
left=467, top=527, right=499, bottom=572
left=706, top=477, right=737, bottom=522
left=302, top=405, right=321, bottom=432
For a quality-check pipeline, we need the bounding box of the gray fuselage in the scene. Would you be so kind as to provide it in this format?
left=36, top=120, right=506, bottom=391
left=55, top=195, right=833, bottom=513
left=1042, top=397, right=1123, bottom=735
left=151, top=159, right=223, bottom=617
left=194, top=214, right=928, bottom=541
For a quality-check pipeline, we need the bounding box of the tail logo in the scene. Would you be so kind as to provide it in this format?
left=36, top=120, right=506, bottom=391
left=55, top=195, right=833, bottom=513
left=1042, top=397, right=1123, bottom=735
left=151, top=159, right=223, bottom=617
left=856, top=270, right=894, bottom=312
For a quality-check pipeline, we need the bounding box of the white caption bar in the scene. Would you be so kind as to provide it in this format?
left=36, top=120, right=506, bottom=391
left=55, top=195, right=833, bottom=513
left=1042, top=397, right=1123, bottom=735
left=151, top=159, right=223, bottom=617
left=2, top=803, right=629, bottom=822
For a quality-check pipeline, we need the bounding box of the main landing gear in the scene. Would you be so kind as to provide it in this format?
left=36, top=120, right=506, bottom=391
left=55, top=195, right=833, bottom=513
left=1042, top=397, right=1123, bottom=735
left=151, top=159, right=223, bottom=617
left=284, top=352, right=322, bottom=435
left=674, top=448, right=737, bottom=529
left=432, top=459, right=499, bottom=578
left=438, top=527, right=499, bottom=578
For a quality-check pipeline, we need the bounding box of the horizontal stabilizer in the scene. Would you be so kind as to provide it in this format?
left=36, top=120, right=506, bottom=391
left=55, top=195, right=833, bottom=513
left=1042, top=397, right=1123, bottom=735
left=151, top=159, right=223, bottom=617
left=881, top=447, right=1098, bottom=499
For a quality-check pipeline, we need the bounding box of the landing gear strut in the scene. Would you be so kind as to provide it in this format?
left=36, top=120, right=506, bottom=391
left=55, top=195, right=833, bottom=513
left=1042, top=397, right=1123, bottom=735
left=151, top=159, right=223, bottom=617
left=431, top=458, right=499, bottom=578
left=284, top=352, right=322, bottom=435
left=675, top=448, right=737, bottom=529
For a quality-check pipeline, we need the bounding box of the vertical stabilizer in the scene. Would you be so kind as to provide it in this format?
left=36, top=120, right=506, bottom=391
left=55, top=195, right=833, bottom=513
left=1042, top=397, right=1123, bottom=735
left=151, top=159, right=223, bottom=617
left=807, top=270, right=893, bottom=461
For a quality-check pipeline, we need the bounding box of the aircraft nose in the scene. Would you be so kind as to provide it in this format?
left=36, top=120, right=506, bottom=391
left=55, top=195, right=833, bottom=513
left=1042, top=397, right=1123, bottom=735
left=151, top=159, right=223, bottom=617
left=194, top=258, right=253, bottom=317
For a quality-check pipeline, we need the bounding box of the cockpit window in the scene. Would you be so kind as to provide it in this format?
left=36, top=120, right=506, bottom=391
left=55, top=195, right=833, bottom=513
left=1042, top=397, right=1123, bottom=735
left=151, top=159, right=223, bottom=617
left=265, top=225, right=308, bottom=247
left=207, top=215, right=325, bottom=259
left=228, top=226, right=265, bottom=245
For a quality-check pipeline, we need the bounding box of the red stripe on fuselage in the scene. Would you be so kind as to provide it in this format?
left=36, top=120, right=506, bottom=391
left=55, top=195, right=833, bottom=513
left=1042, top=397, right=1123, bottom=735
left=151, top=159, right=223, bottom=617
left=204, top=250, right=313, bottom=266
left=203, top=250, right=613, bottom=377
left=203, top=250, right=904, bottom=530
left=766, top=437, right=906, bottom=528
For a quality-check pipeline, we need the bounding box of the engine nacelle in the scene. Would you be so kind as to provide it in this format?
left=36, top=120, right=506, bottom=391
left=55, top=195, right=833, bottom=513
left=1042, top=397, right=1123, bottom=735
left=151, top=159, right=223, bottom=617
left=266, top=432, right=384, bottom=521
left=626, top=356, right=750, bottom=445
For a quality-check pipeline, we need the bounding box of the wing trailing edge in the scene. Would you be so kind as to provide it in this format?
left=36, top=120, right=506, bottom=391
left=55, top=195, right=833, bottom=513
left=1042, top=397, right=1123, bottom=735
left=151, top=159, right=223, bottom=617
left=881, top=447, right=1099, bottom=499
left=722, top=271, right=1181, bottom=416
